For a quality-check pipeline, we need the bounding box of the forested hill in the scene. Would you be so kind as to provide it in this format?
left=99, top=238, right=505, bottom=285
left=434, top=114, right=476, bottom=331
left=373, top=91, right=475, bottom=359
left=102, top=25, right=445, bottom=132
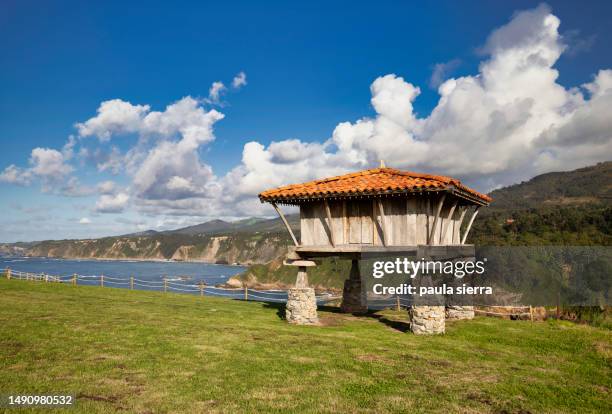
left=470, top=162, right=611, bottom=246
left=487, top=161, right=612, bottom=210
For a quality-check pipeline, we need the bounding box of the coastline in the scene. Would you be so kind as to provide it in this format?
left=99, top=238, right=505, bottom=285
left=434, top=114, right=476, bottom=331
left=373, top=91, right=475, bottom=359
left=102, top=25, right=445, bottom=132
left=8, top=255, right=249, bottom=267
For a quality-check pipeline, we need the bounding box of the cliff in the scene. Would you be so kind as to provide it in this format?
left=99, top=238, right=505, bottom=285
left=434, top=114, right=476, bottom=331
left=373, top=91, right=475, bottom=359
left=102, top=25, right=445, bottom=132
left=22, top=232, right=293, bottom=265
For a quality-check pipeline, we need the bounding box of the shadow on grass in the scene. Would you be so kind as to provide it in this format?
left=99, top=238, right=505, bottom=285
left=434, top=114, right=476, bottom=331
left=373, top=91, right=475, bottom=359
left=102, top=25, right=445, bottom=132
left=263, top=302, right=410, bottom=332
left=365, top=312, right=411, bottom=333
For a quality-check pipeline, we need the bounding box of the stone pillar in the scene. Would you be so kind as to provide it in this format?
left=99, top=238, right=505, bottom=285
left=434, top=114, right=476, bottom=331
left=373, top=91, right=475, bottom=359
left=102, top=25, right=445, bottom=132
left=284, top=261, right=318, bottom=325
left=445, top=306, right=475, bottom=320
left=410, top=306, right=445, bottom=334
left=286, top=288, right=318, bottom=325
left=341, top=259, right=367, bottom=314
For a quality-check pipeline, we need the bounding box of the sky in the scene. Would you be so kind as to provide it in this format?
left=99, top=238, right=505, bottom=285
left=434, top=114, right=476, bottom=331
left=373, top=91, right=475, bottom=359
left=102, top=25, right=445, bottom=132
left=1, top=0, right=611, bottom=242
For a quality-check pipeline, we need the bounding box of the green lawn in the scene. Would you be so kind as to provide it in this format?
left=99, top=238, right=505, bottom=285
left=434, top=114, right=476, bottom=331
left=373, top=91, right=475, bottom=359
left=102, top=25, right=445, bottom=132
left=0, top=279, right=610, bottom=413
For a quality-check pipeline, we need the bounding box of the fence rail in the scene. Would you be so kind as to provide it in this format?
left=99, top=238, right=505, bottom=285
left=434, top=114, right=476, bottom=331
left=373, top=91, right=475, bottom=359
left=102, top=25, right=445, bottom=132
left=5, top=267, right=404, bottom=305
left=1, top=267, right=420, bottom=310
left=4, top=268, right=538, bottom=316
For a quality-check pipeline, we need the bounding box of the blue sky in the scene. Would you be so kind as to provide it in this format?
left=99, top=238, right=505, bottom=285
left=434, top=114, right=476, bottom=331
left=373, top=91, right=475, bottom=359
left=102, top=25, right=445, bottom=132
left=1, top=1, right=611, bottom=242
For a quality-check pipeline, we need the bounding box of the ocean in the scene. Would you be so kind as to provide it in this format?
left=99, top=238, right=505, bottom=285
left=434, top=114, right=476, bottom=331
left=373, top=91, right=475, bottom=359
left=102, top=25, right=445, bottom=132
left=0, top=256, right=245, bottom=285
left=0, top=256, right=299, bottom=303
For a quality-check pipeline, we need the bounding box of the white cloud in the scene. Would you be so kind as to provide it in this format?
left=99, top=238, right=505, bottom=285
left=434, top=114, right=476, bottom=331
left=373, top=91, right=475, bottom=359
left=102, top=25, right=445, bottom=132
left=74, top=96, right=225, bottom=209
left=97, top=180, right=116, bottom=195
left=62, top=135, right=77, bottom=160
left=0, top=164, right=32, bottom=185
left=76, top=99, right=150, bottom=141
left=29, top=148, right=73, bottom=182
left=232, top=71, right=247, bottom=89
left=429, top=59, right=461, bottom=88
left=207, top=81, right=226, bottom=104
left=95, top=146, right=123, bottom=174
left=95, top=192, right=129, bottom=213
left=76, top=96, right=220, bottom=144
left=1, top=147, right=73, bottom=189
left=79, top=217, right=91, bottom=224
left=60, top=176, right=95, bottom=197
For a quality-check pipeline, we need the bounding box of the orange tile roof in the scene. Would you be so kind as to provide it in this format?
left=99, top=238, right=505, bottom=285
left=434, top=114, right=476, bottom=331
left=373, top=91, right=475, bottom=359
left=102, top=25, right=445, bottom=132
left=258, top=168, right=492, bottom=205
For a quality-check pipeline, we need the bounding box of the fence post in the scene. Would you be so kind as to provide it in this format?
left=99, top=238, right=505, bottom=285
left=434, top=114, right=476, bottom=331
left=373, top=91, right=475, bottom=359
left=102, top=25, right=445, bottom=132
left=529, top=305, right=534, bottom=322
left=45, top=274, right=48, bottom=283
left=244, top=285, right=248, bottom=301
left=101, top=274, right=104, bottom=288
left=72, top=273, right=76, bottom=286
left=164, top=277, right=167, bottom=293
left=130, top=276, right=134, bottom=290
left=5, top=267, right=10, bottom=280
left=199, top=281, right=204, bottom=297
left=396, top=295, right=401, bottom=312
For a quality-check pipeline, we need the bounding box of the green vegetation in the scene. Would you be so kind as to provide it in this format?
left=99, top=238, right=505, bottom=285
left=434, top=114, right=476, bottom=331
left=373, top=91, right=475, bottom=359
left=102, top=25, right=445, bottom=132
left=468, top=161, right=612, bottom=246
left=487, top=161, right=612, bottom=210
left=470, top=206, right=612, bottom=246
left=1, top=279, right=610, bottom=413
left=244, top=258, right=351, bottom=290
left=19, top=232, right=293, bottom=264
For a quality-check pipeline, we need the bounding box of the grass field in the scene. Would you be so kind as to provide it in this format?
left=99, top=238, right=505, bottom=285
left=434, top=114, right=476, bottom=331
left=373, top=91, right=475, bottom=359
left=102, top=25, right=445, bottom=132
left=0, top=279, right=610, bottom=413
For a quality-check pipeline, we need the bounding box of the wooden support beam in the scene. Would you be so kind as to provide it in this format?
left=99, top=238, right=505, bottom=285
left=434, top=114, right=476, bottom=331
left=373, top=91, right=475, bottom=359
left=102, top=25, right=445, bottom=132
left=440, top=199, right=458, bottom=243
left=426, top=197, right=432, bottom=243
left=272, top=202, right=299, bottom=246
left=342, top=201, right=348, bottom=245
left=323, top=199, right=336, bottom=247
left=372, top=199, right=377, bottom=244
left=455, top=206, right=468, bottom=244
left=377, top=199, right=388, bottom=246
left=461, top=206, right=480, bottom=244
left=428, top=193, right=446, bottom=245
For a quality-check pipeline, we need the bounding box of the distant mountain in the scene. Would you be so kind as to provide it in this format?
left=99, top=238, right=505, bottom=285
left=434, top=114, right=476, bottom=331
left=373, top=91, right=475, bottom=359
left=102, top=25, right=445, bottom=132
left=119, top=215, right=300, bottom=238
left=120, top=230, right=160, bottom=237
left=162, top=215, right=299, bottom=236
left=168, top=219, right=237, bottom=235
left=231, top=214, right=299, bottom=233
left=488, top=161, right=612, bottom=210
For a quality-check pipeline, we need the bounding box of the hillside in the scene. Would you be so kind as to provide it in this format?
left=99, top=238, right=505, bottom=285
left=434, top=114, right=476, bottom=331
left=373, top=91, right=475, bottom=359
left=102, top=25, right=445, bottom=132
left=471, top=162, right=612, bottom=246
left=488, top=161, right=612, bottom=210
left=1, top=278, right=610, bottom=413
left=21, top=232, right=294, bottom=265
left=0, top=214, right=300, bottom=264
left=165, top=216, right=297, bottom=236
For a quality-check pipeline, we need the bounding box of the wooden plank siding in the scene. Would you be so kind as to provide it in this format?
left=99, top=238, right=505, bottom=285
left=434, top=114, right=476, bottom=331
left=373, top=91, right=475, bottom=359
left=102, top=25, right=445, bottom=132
left=299, top=194, right=465, bottom=247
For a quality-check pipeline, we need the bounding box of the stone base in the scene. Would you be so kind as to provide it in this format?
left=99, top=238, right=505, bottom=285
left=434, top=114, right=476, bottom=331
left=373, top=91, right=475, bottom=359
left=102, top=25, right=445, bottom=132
left=446, top=306, right=475, bottom=320
left=340, top=260, right=367, bottom=314
left=410, top=306, right=445, bottom=335
left=286, top=288, right=318, bottom=325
